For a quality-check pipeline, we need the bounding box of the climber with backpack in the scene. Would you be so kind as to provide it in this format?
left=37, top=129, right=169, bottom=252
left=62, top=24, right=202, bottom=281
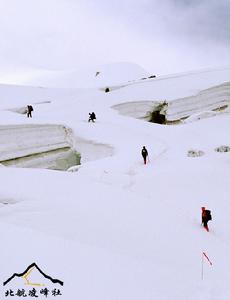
left=201, top=207, right=212, bottom=232
left=88, top=112, right=96, bottom=122
left=26, top=105, right=34, bottom=118
left=141, top=146, right=148, bottom=165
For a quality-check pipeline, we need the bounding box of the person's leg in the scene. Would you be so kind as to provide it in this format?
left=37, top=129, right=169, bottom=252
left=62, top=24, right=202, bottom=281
left=203, top=220, right=209, bottom=231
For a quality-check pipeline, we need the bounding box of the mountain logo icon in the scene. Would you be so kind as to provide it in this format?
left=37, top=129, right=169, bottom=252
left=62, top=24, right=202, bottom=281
left=3, top=263, right=64, bottom=287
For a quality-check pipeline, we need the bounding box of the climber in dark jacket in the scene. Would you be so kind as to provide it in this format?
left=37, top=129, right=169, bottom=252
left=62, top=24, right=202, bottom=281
left=88, top=112, right=96, bottom=122
left=141, top=146, right=148, bottom=164
left=27, top=105, right=33, bottom=118
left=201, top=207, right=212, bottom=232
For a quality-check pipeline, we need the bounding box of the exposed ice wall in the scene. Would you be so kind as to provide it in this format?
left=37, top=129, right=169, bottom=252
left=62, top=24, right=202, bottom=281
left=167, top=82, right=230, bottom=121
left=112, top=101, right=160, bottom=120
left=112, top=82, right=230, bottom=123
left=0, top=124, right=80, bottom=170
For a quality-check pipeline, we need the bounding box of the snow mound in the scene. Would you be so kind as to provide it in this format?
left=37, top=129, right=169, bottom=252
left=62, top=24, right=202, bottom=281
left=187, top=149, right=205, bottom=157
left=0, top=197, right=19, bottom=205
left=215, top=145, right=230, bottom=153
left=67, top=165, right=81, bottom=172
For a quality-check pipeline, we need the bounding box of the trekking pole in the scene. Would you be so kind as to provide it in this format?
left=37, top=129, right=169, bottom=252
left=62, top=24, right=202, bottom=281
left=201, top=251, right=212, bottom=280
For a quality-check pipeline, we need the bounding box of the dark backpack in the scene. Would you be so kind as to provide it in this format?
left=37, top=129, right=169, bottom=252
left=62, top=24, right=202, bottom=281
left=205, top=210, right=212, bottom=221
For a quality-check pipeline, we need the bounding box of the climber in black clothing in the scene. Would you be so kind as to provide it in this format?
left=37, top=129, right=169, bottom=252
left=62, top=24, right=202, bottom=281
left=27, top=105, right=34, bottom=118
left=88, top=112, right=96, bottom=122
left=141, top=146, right=148, bottom=164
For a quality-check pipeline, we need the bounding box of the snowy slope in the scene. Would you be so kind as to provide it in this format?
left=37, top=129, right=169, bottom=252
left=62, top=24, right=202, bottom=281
left=0, top=62, right=150, bottom=89
left=0, top=65, right=230, bottom=300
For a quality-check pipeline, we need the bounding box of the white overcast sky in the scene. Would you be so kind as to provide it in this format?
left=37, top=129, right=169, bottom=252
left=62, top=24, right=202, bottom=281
left=0, top=0, right=229, bottom=75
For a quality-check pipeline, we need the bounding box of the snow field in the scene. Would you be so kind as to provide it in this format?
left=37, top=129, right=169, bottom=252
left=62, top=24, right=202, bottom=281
left=0, top=65, right=230, bottom=299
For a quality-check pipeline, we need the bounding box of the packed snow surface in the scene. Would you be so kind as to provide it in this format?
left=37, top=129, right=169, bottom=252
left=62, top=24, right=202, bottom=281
left=0, top=65, right=230, bottom=300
